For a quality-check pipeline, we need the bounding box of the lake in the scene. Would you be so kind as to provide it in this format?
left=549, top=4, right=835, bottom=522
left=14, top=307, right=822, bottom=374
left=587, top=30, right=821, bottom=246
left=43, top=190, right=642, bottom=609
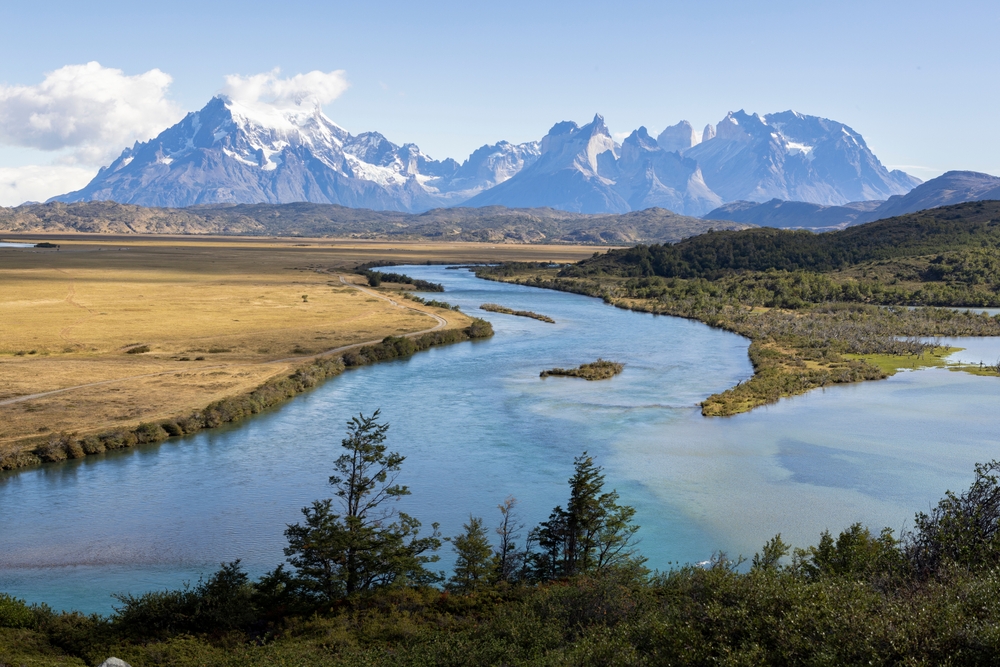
left=2, top=266, right=999, bottom=614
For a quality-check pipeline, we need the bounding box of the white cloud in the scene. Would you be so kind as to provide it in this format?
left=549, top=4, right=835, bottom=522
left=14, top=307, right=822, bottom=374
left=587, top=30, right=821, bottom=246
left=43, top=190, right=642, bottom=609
left=0, top=62, right=183, bottom=166
left=222, top=68, right=349, bottom=111
left=0, top=164, right=96, bottom=207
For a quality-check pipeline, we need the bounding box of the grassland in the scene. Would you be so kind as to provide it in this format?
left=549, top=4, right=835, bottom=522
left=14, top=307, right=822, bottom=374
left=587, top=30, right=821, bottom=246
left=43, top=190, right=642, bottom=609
left=0, top=235, right=599, bottom=465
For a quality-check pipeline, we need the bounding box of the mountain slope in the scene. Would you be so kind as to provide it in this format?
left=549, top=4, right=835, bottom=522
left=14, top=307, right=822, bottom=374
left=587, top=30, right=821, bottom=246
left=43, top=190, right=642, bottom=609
left=52, top=96, right=539, bottom=213
left=860, top=170, right=1000, bottom=222
left=703, top=198, right=883, bottom=230
left=464, top=115, right=629, bottom=214
left=684, top=110, right=918, bottom=205
left=49, top=100, right=919, bottom=217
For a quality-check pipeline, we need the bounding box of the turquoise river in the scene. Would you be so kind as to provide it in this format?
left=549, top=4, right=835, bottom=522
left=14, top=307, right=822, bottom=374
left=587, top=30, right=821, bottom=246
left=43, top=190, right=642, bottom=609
left=1, top=266, right=999, bottom=614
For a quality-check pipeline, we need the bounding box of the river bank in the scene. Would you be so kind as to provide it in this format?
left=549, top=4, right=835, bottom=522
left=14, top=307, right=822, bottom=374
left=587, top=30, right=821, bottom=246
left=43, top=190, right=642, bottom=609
left=472, top=264, right=1000, bottom=415
left=0, top=316, right=493, bottom=472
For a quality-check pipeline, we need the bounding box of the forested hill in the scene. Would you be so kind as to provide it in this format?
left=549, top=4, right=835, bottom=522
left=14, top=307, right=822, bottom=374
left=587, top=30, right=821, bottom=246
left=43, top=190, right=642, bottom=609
left=570, top=200, right=1000, bottom=279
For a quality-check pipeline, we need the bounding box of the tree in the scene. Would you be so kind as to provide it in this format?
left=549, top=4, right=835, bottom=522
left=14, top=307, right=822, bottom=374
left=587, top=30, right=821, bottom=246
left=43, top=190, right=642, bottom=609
left=446, top=516, right=494, bottom=593
left=495, top=496, right=527, bottom=584
left=529, top=452, right=644, bottom=580
left=283, top=410, right=441, bottom=602
left=905, top=459, right=1000, bottom=578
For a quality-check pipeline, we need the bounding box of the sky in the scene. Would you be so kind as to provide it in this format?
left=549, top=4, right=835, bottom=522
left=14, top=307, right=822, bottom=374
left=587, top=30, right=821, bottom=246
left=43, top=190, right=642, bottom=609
left=0, top=0, right=997, bottom=206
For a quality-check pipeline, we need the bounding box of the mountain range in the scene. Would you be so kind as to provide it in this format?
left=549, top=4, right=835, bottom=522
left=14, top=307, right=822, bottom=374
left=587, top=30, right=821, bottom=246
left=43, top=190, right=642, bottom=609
left=50, top=97, right=920, bottom=217
left=703, top=171, right=1000, bottom=230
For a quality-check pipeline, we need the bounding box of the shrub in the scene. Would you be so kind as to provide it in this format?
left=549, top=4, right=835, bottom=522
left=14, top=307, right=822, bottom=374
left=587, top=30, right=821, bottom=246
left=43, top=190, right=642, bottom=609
left=0, top=593, right=34, bottom=629
left=160, top=421, right=183, bottom=437
left=134, top=423, right=169, bottom=444
left=80, top=435, right=105, bottom=455
left=100, top=429, right=138, bottom=450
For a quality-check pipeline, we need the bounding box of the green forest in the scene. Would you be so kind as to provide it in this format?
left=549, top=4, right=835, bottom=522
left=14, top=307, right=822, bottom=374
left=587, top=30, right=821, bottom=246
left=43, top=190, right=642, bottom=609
left=476, top=202, right=1000, bottom=414
left=4, top=412, right=1000, bottom=666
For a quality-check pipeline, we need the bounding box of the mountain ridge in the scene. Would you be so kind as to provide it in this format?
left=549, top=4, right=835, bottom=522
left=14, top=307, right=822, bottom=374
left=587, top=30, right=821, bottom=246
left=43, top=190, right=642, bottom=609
left=0, top=200, right=750, bottom=245
left=50, top=97, right=919, bottom=216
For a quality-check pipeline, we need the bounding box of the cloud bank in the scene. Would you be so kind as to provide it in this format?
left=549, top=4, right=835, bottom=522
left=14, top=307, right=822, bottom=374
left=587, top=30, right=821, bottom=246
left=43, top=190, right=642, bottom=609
left=0, top=62, right=183, bottom=165
left=222, top=68, right=349, bottom=110
left=0, top=165, right=95, bottom=206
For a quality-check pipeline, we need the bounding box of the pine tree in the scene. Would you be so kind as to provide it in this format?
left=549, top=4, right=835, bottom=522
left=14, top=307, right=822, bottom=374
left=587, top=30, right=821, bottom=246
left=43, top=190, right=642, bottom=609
left=529, top=452, right=644, bottom=580
left=446, top=516, right=494, bottom=592
left=283, top=410, right=441, bottom=602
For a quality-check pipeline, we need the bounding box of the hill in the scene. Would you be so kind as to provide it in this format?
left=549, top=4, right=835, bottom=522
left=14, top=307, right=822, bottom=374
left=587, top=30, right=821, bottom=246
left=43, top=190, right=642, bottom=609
left=0, top=201, right=749, bottom=245
left=700, top=171, right=1000, bottom=231
left=573, top=200, right=1000, bottom=278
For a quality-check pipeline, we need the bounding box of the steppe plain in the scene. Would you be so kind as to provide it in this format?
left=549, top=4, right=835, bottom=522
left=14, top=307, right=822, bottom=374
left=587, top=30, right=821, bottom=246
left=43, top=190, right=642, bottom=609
left=0, top=235, right=599, bottom=455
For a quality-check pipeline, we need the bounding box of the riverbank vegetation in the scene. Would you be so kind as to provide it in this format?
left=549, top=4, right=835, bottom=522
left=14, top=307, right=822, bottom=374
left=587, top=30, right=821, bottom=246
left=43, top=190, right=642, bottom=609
left=475, top=203, right=1000, bottom=414
left=4, top=413, right=1000, bottom=665
left=361, top=269, right=444, bottom=292
left=540, top=359, right=624, bottom=381
left=480, top=303, right=555, bottom=323
left=0, top=320, right=493, bottom=472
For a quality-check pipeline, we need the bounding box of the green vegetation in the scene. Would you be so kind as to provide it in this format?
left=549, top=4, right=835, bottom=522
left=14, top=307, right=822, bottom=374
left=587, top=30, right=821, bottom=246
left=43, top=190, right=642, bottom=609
left=567, top=200, right=1000, bottom=307
left=401, top=293, right=461, bottom=310
left=362, top=269, right=444, bottom=292
left=540, top=359, right=624, bottom=381
left=6, top=414, right=1000, bottom=665
left=476, top=203, right=1000, bottom=414
left=481, top=303, right=555, bottom=323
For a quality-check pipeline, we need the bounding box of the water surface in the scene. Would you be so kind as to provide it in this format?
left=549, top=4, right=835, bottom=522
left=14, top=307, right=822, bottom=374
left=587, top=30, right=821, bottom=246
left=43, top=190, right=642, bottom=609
left=2, top=266, right=999, bottom=613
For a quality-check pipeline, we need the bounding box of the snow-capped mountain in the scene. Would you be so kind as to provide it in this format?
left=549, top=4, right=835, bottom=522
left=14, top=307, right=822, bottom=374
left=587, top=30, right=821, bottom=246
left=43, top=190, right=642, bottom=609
left=52, top=96, right=537, bottom=211
left=465, top=115, right=630, bottom=213
left=52, top=100, right=919, bottom=216
left=684, top=110, right=919, bottom=205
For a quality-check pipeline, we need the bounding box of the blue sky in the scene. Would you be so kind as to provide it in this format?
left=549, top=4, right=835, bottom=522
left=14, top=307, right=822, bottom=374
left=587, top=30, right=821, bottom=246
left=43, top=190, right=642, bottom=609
left=1, top=0, right=996, bottom=204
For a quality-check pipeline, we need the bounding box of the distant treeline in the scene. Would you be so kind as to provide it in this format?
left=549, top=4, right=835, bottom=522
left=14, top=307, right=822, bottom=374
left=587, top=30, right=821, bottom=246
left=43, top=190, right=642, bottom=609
left=362, top=269, right=444, bottom=292
left=570, top=201, right=1000, bottom=280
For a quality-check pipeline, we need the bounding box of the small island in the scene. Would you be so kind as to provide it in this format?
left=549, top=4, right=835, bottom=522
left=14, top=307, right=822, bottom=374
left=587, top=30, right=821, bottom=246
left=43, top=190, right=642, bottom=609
left=481, top=303, right=555, bottom=323
left=540, top=358, right=624, bottom=381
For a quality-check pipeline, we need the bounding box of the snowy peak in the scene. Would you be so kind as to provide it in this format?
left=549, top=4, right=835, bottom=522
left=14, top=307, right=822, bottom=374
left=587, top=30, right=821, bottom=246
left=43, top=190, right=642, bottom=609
left=52, top=101, right=919, bottom=217
left=685, top=109, right=918, bottom=205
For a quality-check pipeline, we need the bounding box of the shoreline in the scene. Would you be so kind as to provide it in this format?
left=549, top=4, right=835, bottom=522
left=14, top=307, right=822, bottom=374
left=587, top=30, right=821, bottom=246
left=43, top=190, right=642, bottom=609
left=471, top=267, right=1000, bottom=416
left=0, top=314, right=493, bottom=474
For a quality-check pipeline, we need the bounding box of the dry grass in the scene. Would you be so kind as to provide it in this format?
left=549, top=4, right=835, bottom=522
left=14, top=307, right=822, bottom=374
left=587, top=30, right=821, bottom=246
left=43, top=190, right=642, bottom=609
left=0, top=236, right=601, bottom=452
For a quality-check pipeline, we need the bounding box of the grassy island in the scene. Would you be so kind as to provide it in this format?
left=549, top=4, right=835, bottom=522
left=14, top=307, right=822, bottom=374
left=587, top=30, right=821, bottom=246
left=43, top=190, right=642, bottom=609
left=480, top=303, right=555, bottom=323
left=540, top=358, right=624, bottom=380
left=478, top=201, right=1000, bottom=415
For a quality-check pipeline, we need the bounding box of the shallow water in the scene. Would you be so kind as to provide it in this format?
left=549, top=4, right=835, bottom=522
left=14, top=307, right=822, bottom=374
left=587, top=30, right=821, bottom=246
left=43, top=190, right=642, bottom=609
left=2, top=266, right=999, bottom=614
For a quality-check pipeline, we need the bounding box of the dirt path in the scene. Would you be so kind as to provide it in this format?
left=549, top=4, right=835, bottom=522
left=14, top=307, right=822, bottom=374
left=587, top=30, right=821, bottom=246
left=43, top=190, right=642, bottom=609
left=0, top=276, right=451, bottom=407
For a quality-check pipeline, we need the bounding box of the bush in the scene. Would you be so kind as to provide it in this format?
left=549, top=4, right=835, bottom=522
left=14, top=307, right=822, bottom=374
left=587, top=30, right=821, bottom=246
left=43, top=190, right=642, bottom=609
left=80, top=435, right=105, bottom=455
left=134, top=422, right=168, bottom=444
left=0, top=593, right=34, bottom=629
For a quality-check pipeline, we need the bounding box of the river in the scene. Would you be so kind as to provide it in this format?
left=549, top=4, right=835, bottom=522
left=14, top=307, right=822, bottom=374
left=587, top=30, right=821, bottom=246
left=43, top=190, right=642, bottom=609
left=2, top=266, right=999, bottom=614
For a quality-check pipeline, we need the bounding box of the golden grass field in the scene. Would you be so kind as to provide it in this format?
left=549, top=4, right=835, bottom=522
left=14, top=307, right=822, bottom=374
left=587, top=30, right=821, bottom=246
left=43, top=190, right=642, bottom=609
left=0, top=235, right=603, bottom=454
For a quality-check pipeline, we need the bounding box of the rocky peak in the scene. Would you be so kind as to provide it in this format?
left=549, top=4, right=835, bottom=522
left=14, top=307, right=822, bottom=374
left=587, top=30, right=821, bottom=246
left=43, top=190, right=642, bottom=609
left=657, top=121, right=697, bottom=153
